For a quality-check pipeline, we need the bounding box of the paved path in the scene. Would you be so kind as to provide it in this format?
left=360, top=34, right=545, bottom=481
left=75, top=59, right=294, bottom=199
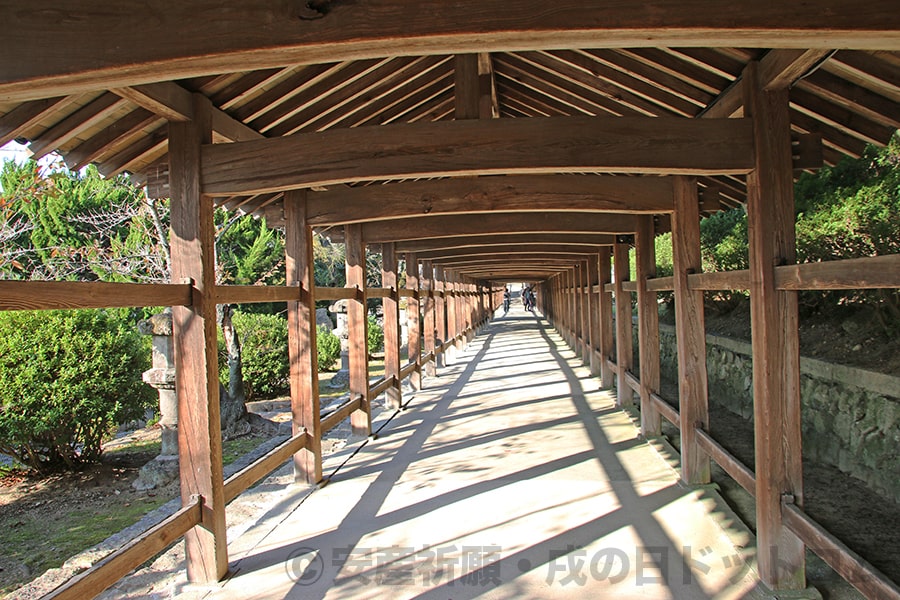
left=198, top=307, right=764, bottom=599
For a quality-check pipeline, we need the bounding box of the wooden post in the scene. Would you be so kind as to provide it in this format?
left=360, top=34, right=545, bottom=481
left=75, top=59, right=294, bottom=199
left=434, top=266, right=446, bottom=368
left=672, top=176, right=711, bottom=485
left=588, top=253, right=601, bottom=376
left=422, top=259, right=436, bottom=377
left=453, top=272, right=465, bottom=352
left=345, top=224, right=371, bottom=437
left=572, top=265, right=583, bottom=358
left=168, top=93, right=228, bottom=583
left=567, top=268, right=576, bottom=348
left=406, top=253, right=422, bottom=389
left=598, top=247, right=615, bottom=389
left=285, top=190, right=322, bottom=484
left=579, top=260, right=590, bottom=362
left=382, top=243, right=402, bottom=409
left=636, top=215, right=662, bottom=437
left=744, top=62, right=806, bottom=590
left=614, top=241, right=634, bottom=407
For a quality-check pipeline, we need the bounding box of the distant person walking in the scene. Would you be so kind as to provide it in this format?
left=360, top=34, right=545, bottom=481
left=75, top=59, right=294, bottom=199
left=503, top=288, right=511, bottom=314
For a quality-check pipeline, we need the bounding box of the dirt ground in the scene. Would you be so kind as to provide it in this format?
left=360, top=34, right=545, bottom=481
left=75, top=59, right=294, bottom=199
left=695, top=298, right=900, bottom=376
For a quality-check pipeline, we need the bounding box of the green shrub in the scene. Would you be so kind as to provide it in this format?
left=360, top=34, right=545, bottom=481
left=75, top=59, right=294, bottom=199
left=316, top=326, right=341, bottom=371
left=219, top=311, right=289, bottom=400
left=367, top=316, right=384, bottom=355
left=0, top=309, right=153, bottom=472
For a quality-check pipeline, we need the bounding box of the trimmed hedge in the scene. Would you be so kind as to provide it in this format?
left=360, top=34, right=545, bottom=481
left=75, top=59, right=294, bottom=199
left=0, top=309, right=153, bottom=472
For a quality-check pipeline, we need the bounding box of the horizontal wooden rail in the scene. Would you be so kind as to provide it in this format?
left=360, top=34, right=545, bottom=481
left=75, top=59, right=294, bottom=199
left=620, top=281, right=638, bottom=292
left=775, top=255, right=900, bottom=290
left=45, top=496, right=203, bottom=600
left=650, top=392, right=680, bottom=428
left=314, top=287, right=360, bottom=301
left=367, top=288, right=393, bottom=298
left=368, top=375, right=395, bottom=398
left=422, top=351, right=435, bottom=364
left=781, top=500, right=900, bottom=600
left=624, top=370, right=641, bottom=393
left=223, top=432, right=308, bottom=503
left=695, top=428, right=756, bottom=496
left=687, top=270, right=750, bottom=291
left=399, top=289, right=416, bottom=298
left=646, top=276, right=675, bottom=292
left=0, top=281, right=192, bottom=311
left=603, top=283, right=615, bottom=293
left=400, top=361, right=419, bottom=380
left=214, top=285, right=298, bottom=304
left=321, top=395, right=362, bottom=432
left=607, top=358, right=617, bottom=374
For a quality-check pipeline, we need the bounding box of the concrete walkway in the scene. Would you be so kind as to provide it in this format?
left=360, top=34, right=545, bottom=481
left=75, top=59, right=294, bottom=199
left=197, top=307, right=765, bottom=599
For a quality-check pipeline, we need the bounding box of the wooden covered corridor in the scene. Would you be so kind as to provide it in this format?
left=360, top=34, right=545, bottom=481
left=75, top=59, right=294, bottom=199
left=1, top=3, right=899, bottom=598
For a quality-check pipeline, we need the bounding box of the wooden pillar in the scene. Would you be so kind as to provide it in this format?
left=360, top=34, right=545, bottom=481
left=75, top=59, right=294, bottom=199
left=598, top=247, right=615, bottom=389
left=168, top=94, right=228, bottom=583
left=434, top=266, right=446, bottom=368
left=567, top=268, right=576, bottom=347
left=381, top=243, right=402, bottom=409
left=422, top=260, right=436, bottom=377
left=345, top=224, right=371, bottom=437
left=672, top=176, right=711, bottom=485
left=285, top=191, right=322, bottom=484
left=579, top=260, right=590, bottom=362
left=453, top=273, right=465, bottom=351
left=636, top=216, right=662, bottom=437
left=745, top=62, right=806, bottom=590
left=406, top=253, right=422, bottom=389
left=572, top=265, right=583, bottom=357
left=588, top=253, right=601, bottom=377
left=614, top=241, right=634, bottom=407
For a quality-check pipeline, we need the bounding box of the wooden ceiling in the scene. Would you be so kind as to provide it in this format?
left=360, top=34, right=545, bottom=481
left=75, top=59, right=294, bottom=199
left=1, top=2, right=898, bottom=282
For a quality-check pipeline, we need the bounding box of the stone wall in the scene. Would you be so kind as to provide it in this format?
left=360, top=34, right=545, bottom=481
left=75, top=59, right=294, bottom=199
left=657, top=323, right=900, bottom=502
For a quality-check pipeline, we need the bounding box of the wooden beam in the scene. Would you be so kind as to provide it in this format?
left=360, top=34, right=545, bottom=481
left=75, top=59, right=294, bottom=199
left=775, top=255, right=900, bottom=289
left=285, top=190, right=321, bottom=484
left=113, top=81, right=262, bottom=142
left=362, top=213, right=638, bottom=243
left=168, top=94, right=228, bottom=583
left=417, top=244, right=602, bottom=260
left=700, top=49, right=833, bottom=118
left=744, top=62, right=806, bottom=590
left=0, top=281, right=191, bottom=311
left=672, top=176, right=711, bottom=485
left=302, top=175, right=674, bottom=225
left=635, top=215, right=661, bottom=437
left=6, top=1, right=898, bottom=103
left=200, top=116, right=754, bottom=196
left=381, top=243, right=402, bottom=408
left=345, top=223, right=371, bottom=436
left=394, top=233, right=616, bottom=252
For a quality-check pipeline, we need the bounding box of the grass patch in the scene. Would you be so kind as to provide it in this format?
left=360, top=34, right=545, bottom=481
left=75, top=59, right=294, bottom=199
left=223, top=434, right=269, bottom=466
left=0, top=495, right=168, bottom=594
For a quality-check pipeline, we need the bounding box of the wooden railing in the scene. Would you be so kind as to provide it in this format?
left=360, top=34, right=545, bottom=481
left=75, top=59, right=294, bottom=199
left=554, top=252, right=900, bottom=600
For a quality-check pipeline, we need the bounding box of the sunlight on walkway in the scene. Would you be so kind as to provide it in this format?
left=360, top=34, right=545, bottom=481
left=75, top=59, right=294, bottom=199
left=197, top=306, right=763, bottom=599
